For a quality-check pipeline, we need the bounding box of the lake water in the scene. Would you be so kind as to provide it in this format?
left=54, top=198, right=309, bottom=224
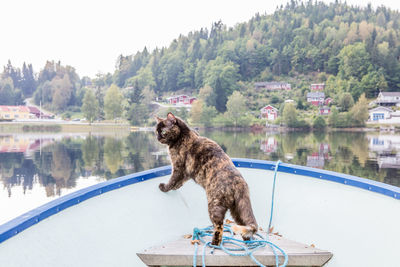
left=1, top=130, right=399, bottom=224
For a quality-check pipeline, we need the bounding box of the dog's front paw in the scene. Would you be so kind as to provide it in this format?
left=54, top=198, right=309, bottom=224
left=159, top=183, right=169, bottom=192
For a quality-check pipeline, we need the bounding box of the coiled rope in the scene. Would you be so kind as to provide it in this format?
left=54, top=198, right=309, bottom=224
left=192, top=160, right=288, bottom=267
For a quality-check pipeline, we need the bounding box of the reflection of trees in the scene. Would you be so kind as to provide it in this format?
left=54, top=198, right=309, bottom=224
left=204, top=130, right=263, bottom=159
left=33, top=142, right=78, bottom=197
left=0, top=153, right=35, bottom=197
left=280, top=131, right=309, bottom=155
left=49, top=144, right=73, bottom=196
left=104, top=138, right=123, bottom=174
left=82, top=136, right=100, bottom=171
left=1, top=131, right=399, bottom=198
left=125, top=132, right=170, bottom=172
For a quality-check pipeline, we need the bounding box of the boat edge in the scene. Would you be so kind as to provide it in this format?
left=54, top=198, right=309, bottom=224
left=1, top=158, right=399, bottom=245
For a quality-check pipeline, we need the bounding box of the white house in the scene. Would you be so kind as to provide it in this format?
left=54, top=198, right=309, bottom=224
left=255, top=82, right=291, bottom=91
left=307, top=92, right=325, bottom=106
left=375, top=92, right=400, bottom=107
left=369, top=106, right=393, bottom=121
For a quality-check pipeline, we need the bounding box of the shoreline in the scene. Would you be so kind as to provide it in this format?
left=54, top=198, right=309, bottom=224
left=0, top=121, right=131, bottom=133
left=1, top=121, right=399, bottom=134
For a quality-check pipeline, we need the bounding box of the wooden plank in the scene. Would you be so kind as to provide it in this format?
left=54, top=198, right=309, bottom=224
left=137, top=232, right=333, bottom=266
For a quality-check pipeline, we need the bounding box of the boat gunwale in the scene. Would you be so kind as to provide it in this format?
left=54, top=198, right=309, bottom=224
left=0, top=158, right=399, bottom=245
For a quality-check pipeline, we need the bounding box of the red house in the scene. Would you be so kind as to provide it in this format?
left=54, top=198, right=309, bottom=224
left=260, top=105, right=278, bottom=120
left=324, top=97, right=332, bottom=105
left=307, top=92, right=325, bottom=106
left=310, top=83, right=325, bottom=90
left=260, top=137, right=278, bottom=153
left=319, top=106, right=331, bottom=115
left=166, top=95, right=197, bottom=105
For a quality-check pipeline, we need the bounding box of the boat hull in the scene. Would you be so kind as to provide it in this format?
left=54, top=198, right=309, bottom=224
left=0, top=159, right=399, bottom=267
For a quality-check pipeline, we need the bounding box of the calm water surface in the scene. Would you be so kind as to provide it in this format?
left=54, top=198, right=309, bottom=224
left=1, top=130, right=399, bottom=224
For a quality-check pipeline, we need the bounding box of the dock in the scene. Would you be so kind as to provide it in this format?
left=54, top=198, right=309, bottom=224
left=137, top=231, right=333, bottom=266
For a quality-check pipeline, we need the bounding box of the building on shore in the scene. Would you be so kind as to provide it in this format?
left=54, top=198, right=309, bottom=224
left=0, top=106, right=32, bottom=120
left=374, top=92, right=400, bottom=107
left=307, top=92, right=325, bottom=106
left=254, top=81, right=291, bottom=91
left=369, top=106, right=393, bottom=121
left=166, top=95, right=197, bottom=105
left=319, top=106, right=331, bottom=115
left=260, top=105, right=279, bottom=121
left=310, top=83, right=325, bottom=91
left=0, top=106, right=52, bottom=121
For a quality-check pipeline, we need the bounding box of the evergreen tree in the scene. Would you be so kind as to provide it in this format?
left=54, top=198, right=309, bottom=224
left=130, top=80, right=143, bottom=104
left=214, top=77, right=227, bottom=113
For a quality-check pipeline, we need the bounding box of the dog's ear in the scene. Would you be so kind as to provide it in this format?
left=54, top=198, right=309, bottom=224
left=167, top=112, right=176, bottom=124
left=155, top=116, right=163, bottom=123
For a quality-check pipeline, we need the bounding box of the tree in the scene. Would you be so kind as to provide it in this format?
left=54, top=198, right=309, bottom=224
left=338, top=43, right=371, bottom=80
left=81, top=90, right=99, bottom=124
left=225, top=91, right=247, bottom=127
left=201, top=105, right=218, bottom=127
left=313, top=116, right=326, bottom=129
left=282, top=103, right=298, bottom=127
left=127, top=103, right=149, bottom=126
left=360, top=70, right=388, bottom=98
left=328, top=106, right=339, bottom=126
left=190, top=99, right=204, bottom=124
left=128, top=80, right=143, bottom=105
left=198, top=85, right=216, bottom=107
left=214, top=77, right=227, bottom=113
left=104, top=84, right=123, bottom=121
left=350, top=94, right=368, bottom=126
left=51, top=74, right=73, bottom=111
left=338, top=92, right=354, bottom=112
left=21, top=63, right=36, bottom=97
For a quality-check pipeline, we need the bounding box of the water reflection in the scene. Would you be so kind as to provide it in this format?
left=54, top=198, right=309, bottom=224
left=1, top=130, right=400, bottom=203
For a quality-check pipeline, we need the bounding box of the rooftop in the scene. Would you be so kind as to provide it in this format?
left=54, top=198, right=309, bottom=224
left=307, top=92, right=325, bottom=97
left=380, top=92, right=400, bottom=97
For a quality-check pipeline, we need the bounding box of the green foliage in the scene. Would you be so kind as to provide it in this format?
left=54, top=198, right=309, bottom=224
left=81, top=89, right=99, bottom=123
left=109, top=1, right=400, bottom=106
left=328, top=94, right=368, bottom=127
left=225, top=91, right=247, bottom=127
left=104, top=84, right=124, bottom=121
left=313, top=116, right=326, bottom=129
left=282, top=103, right=310, bottom=128
left=349, top=94, right=369, bottom=126
left=338, top=92, right=354, bottom=112
left=33, top=61, right=81, bottom=112
left=338, top=43, right=371, bottom=80
left=127, top=103, right=149, bottom=126
left=189, top=99, right=217, bottom=127
left=360, top=70, right=388, bottom=98
left=3, top=1, right=400, bottom=124
left=282, top=103, right=297, bottom=127
left=0, top=77, right=23, bottom=105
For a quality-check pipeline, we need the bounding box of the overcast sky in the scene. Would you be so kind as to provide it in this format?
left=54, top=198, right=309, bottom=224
left=1, top=0, right=399, bottom=78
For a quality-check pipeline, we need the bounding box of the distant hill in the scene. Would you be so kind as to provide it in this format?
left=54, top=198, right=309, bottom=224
left=113, top=0, right=400, bottom=109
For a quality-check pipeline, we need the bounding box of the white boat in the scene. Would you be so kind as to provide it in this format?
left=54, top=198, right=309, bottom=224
left=0, top=158, right=399, bottom=267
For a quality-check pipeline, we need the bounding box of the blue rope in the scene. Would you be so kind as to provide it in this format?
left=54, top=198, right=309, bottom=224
left=268, top=160, right=281, bottom=237
left=192, top=160, right=287, bottom=267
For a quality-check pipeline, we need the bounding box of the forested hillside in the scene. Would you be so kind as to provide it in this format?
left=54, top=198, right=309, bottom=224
left=113, top=1, right=400, bottom=108
left=1, top=1, right=400, bottom=125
